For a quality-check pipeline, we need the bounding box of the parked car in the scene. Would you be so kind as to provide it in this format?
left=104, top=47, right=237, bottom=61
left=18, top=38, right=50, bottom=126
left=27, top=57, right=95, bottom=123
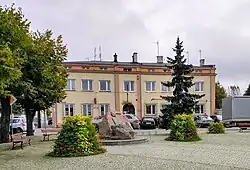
left=92, top=116, right=104, bottom=132
left=48, top=117, right=53, bottom=125
left=124, top=114, right=140, bottom=129
left=10, top=116, right=35, bottom=133
left=195, top=115, right=213, bottom=128
left=210, top=115, right=222, bottom=123
left=140, top=117, right=156, bottom=129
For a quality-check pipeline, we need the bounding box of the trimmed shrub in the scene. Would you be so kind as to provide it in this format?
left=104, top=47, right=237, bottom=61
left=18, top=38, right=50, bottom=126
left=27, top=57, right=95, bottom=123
left=166, top=114, right=201, bottom=142
left=47, top=116, right=106, bottom=157
left=208, top=123, right=225, bottom=134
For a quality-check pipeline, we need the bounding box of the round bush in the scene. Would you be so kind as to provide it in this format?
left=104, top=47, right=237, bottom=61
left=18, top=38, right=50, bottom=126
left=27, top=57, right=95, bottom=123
left=47, top=116, right=106, bottom=157
left=166, top=114, right=201, bottom=142
left=208, top=123, right=225, bottom=134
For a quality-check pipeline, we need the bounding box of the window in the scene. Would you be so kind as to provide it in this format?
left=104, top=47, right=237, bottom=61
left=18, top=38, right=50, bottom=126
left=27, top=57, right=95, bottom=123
left=123, top=68, right=132, bottom=72
left=161, top=82, right=171, bottom=92
left=65, top=66, right=72, bottom=69
left=64, top=104, right=75, bottom=117
left=124, top=81, right=135, bottom=92
left=81, top=66, right=89, bottom=70
left=100, top=67, right=107, bottom=71
left=145, top=104, right=156, bottom=115
left=82, top=104, right=92, bottom=116
left=66, top=79, right=76, bottom=90
left=99, top=80, right=111, bottom=91
left=81, top=79, right=93, bottom=91
left=148, top=69, right=155, bottom=72
left=145, top=81, right=156, bottom=92
left=195, top=104, right=204, bottom=114
left=100, top=104, right=109, bottom=116
left=195, top=81, right=204, bottom=92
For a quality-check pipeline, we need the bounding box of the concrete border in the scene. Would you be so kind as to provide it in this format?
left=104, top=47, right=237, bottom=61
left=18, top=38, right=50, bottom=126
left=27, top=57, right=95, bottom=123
left=101, top=137, right=148, bottom=146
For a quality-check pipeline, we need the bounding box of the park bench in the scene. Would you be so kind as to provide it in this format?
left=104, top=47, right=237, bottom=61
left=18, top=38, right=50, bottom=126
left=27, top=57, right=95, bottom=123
left=41, top=128, right=61, bottom=141
left=10, top=132, right=31, bottom=149
left=238, top=123, right=250, bottom=132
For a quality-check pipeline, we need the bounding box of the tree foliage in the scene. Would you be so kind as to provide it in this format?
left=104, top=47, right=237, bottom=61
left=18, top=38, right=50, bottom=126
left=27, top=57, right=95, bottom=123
left=166, top=114, right=201, bottom=142
left=243, top=84, right=250, bottom=96
left=14, top=30, right=68, bottom=136
left=47, top=116, right=106, bottom=157
left=208, top=122, right=225, bottom=134
left=0, top=4, right=31, bottom=143
left=215, top=81, right=227, bottom=109
left=0, top=4, right=68, bottom=141
left=160, top=37, right=205, bottom=129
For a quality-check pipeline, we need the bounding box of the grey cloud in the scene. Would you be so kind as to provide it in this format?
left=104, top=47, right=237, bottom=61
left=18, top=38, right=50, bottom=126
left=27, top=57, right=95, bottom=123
left=1, top=0, right=250, bottom=90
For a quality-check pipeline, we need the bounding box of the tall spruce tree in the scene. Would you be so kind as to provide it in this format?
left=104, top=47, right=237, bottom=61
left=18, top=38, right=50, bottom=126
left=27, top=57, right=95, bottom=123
left=160, top=37, right=205, bottom=129
left=244, top=84, right=250, bottom=96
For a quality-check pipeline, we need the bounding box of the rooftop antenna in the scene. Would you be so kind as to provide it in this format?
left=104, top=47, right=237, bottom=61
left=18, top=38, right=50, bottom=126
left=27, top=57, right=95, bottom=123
left=198, top=49, right=202, bottom=59
left=94, top=47, right=97, bottom=61
left=152, top=41, right=160, bottom=56
left=99, top=45, right=102, bottom=61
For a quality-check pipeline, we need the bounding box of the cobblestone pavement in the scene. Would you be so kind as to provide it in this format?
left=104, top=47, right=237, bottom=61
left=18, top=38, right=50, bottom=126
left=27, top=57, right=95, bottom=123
left=1, top=131, right=250, bottom=170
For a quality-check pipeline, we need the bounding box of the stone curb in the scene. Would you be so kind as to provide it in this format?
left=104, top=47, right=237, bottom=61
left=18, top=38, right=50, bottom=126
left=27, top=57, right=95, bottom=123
left=101, top=137, right=148, bottom=146
left=135, top=131, right=168, bottom=136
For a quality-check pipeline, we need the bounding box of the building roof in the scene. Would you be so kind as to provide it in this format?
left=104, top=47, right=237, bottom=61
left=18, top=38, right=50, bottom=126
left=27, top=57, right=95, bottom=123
left=62, top=60, right=215, bottom=69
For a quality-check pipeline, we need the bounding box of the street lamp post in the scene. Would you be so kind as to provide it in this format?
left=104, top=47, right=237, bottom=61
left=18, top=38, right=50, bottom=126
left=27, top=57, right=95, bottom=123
left=126, top=84, right=129, bottom=114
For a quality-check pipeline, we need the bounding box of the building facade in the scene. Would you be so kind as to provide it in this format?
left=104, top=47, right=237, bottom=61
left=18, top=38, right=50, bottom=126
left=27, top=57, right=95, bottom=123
left=52, top=53, right=216, bottom=127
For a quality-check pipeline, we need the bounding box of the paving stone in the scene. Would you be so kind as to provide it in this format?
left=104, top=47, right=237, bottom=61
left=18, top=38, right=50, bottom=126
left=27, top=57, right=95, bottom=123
left=0, top=131, right=250, bottom=169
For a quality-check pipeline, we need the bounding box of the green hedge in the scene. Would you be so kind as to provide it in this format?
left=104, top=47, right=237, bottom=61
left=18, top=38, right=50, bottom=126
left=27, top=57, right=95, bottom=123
left=166, top=114, right=201, bottom=142
left=208, top=123, right=225, bottom=134
left=47, top=116, right=106, bottom=157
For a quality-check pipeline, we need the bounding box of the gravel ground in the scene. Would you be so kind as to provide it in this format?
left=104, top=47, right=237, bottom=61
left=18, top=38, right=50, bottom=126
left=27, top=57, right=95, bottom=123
left=1, top=131, right=250, bottom=170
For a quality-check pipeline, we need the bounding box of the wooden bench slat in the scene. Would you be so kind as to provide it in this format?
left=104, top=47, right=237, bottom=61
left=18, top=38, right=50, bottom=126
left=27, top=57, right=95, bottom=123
left=10, top=132, right=31, bottom=149
left=41, top=128, right=61, bottom=141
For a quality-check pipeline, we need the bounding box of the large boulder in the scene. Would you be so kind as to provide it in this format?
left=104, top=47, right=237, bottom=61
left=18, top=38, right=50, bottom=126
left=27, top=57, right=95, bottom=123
left=99, top=112, right=135, bottom=140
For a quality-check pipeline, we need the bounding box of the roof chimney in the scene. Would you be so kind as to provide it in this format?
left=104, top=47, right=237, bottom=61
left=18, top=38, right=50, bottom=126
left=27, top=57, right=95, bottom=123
left=200, top=58, right=205, bottom=66
left=113, top=53, right=118, bottom=62
left=132, top=52, right=138, bottom=63
left=157, top=56, right=163, bottom=64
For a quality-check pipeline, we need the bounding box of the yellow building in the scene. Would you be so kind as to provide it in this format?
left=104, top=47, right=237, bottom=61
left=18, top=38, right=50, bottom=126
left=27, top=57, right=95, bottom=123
left=52, top=53, right=216, bottom=127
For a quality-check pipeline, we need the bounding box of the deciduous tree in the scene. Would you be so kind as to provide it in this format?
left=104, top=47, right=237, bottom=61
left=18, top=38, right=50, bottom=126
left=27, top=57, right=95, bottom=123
left=0, top=4, right=31, bottom=143
left=14, top=30, right=68, bottom=135
left=215, top=81, right=227, bottom=109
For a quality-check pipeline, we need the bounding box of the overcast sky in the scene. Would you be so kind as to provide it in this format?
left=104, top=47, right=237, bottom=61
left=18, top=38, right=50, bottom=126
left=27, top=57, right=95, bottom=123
left=2, top=0, right=250, bottom=92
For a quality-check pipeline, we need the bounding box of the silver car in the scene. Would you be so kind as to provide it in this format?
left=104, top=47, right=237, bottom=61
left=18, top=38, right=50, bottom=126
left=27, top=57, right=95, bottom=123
left=195, top=115, right=213, bottom=128
left=124, top=114, right=140, bottom=129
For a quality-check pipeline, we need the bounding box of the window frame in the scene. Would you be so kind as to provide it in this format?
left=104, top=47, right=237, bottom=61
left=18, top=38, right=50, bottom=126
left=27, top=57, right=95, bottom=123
left=99, top=104, right=109, bottom=116
left=160, top=82, right=171, bottom=92
left=145, top=104, right=157, bottom=115
left=123, top=81, right=135, bottom=92
left=145, top=81, right=156, bottom=92
left=66, top=79, right=76, bottom=91
left=99, top=80, right=111, bottom=92
left=82, top=104, right=93, bottom=116
left=81, top=79, right=93, bottom=91
left=63, top=103, right=75, bottom=117
left=194, top=104, right=205, bottom=114
left=195, top=81, right=204, bottom=92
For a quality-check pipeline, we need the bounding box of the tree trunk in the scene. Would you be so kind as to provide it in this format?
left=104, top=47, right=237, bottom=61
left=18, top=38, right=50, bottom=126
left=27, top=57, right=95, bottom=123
left=37, top=110, right=41, bottom=128
left=0, top=97, right=11, bottom=143
left=25, top=108, right=34, bottom=136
